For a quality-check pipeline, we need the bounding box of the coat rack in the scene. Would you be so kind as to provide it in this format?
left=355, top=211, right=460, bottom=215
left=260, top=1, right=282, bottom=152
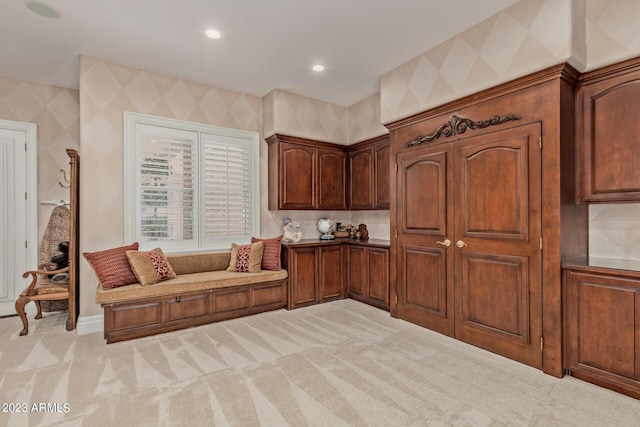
left=40, top=200, right=70, bottom=206
left=59, top=169, right=71, bottom=188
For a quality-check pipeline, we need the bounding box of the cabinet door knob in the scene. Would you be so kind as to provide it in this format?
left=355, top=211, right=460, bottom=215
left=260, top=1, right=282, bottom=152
left=456, top=240, right=468, bottom=248
left=436, top=239, right=451, bottom=247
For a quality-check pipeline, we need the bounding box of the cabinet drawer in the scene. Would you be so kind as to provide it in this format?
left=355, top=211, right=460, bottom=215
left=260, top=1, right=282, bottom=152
left=213, top=289, right=251, bottom=312
left=166, top=293, right=209, bottom=322
left=253, top=282, right=286, bottom=307
left=108, top=301, right=161, bottom=332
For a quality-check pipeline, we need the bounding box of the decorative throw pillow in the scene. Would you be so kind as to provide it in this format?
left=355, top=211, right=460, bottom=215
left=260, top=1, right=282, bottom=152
left=126, top=248, right=177, bottom=286
left=227, top=241, right=264, bottom=273
left=83, top=242, right=140, bottom=289
left=251, top=236, right=282, bottom=271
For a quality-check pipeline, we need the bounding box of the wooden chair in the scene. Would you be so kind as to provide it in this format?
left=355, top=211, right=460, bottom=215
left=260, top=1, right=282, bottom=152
left=15, top=149, right=79, bottom=336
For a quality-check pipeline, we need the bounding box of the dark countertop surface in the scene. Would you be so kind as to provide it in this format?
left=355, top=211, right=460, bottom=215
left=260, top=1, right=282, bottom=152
left=281, top=238, right=390, bottom=249
left=562, top=257, right=640, bottom=276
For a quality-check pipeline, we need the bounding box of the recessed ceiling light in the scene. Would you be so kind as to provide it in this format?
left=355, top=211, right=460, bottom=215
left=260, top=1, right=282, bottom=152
left=24, top=0, right=61, bottom=19
left=312, top=65, right=325, bottom=72
left=205, top=29, right=222, bottom=39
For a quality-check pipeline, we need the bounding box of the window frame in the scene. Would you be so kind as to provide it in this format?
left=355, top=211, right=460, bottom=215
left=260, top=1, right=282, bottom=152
left=124, top=112, right=260, bottom=253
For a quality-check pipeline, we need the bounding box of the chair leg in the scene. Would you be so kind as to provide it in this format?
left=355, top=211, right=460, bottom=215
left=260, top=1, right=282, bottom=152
left=15, top=297, right=30, bottom=336
left=34, top=300, right=43, bottom=319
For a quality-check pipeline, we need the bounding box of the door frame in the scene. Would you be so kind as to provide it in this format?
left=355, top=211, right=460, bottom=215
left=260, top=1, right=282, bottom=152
left=0, top=119, right=38, bottom=316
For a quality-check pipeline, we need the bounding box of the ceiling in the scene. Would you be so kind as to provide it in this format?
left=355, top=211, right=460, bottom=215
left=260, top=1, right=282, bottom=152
left=1, top=0, right=519, bottom=107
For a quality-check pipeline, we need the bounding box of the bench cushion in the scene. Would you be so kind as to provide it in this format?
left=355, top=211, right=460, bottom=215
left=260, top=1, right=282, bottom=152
left=96, top=269, right=288, bottom=305
left=166, top=252, right=232, bottom=275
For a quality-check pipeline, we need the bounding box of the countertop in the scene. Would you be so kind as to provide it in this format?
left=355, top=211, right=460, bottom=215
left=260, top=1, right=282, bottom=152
left=562, top=257, right=640, bottom=277
left=281, top=238, right=390, bottom=249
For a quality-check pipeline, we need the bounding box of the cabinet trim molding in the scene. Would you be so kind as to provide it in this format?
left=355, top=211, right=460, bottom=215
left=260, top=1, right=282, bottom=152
left=408, top=114, right=521, bottom=146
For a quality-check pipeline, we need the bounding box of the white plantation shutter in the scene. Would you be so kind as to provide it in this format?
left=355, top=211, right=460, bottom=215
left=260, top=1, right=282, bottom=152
left=201, top=133, right=252, bottom=245
left=126, top=113, right=259, bottom=252
left=136, top=125, right=198, bottom=250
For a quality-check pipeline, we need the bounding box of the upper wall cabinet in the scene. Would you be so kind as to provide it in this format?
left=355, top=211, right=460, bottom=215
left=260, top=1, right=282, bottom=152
left=348, top=134, right=390, bottom=210
left=317, top=148, right=348, bottom=210
left=267, top=134, right=347, bottom=210
left=577, top=57, right=640, bottom=203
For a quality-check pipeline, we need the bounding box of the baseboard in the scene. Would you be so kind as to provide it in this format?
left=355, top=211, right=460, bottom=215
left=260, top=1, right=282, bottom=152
left=76, top=314, right=104, bottom=335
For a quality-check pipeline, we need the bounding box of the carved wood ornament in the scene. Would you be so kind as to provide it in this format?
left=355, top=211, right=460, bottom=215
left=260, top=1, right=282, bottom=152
left=408, top=114, right=521, bottom=146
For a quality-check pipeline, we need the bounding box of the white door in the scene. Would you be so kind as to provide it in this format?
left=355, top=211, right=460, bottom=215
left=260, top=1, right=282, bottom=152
left=0, top=120, right=37, bottom=317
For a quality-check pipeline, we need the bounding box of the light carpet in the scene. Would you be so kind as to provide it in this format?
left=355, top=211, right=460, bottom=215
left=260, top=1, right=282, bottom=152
left=1, top=299, right=639, bottom=426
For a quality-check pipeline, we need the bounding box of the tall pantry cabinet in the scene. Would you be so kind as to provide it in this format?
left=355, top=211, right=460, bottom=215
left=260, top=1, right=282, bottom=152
left=385, top=64, right=587, bottom=377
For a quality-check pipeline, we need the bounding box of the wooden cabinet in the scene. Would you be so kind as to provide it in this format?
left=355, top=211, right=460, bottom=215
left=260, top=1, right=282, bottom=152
left=348, top=148, right=374, bottom=209
left=319, top=244, right=345, bottom=301
left=374, top=141, right=390, bottom=208
left=387, top=64, right=587, bottom=377
left=348, top=134, right=390, bottom=210
left=563, top=259, right=640, bottom=399
left=347, top=244, right=389, bottom=310
left=267, top=134, right=346, bottom=210
left=282, top=239, right=388, bottom=310
left=266, top=133, right=389, bottom=210
left=283, top=246, right=318, bottom=309
left=102, top=281, right=287, bottom=343
left=277, top=141, right=315, bottom=209
left=282, top=242, right=346, bottom=309
left=317, top=148, right=347, bottom=210
left=577, top=57, right=640, bottom=202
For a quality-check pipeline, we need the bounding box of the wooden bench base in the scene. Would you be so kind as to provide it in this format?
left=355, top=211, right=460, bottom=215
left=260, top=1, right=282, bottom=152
left=101, top=279, right=287, bottom=343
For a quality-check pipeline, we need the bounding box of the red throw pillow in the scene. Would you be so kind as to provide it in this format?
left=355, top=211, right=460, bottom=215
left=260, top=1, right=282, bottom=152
left=251, top=236, right=282, bottom=271
left=83, top=243, right=140, bottom=289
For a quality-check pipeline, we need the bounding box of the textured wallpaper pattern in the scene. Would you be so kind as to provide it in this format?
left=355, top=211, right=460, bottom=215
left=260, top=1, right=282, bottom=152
left=347, top=93, right=388, bottom=144
left=262, top=89, right=348, bottom=144
left=263, top=89, right=387, bottom=145
left=0, top=77, right=80, bottom=239
left=380, top=0, right=573, bottom=124
left=585, top=0, right=640, bottom=69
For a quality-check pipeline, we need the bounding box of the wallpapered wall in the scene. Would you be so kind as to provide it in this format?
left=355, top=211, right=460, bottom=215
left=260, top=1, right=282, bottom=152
left=262, top=89, right=348, bottom=144
left=0, top=77, right=80, bottom=240
left=263, top=89, right=388, bottom=145
left=380, top=0, right=575, bottom=125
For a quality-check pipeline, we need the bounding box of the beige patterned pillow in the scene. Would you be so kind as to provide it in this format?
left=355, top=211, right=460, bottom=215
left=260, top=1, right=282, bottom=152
left=126, top=248, right=176, bottom=286
left=227, top=241, right=264, bottom=273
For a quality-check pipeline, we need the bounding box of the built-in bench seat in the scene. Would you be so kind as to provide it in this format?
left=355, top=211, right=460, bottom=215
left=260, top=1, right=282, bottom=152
left=95, top=251, right=288, bottom=343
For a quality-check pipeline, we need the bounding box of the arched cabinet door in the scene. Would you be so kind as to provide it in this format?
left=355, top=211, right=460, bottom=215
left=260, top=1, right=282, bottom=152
left=349, top=148, right=374, bottom=209
left=317, top=148, right=347, bottom=210
left=280, top=142, right=316, bottom=209
left=578, top=59, right=640, bottom=202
